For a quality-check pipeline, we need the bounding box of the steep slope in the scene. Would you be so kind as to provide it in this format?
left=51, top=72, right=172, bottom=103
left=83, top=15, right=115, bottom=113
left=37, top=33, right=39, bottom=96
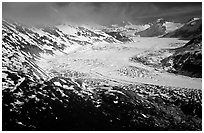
left=3, top=19, right=121, bottom=57
left=161, top=35, right=202, bottom=78
left=162, top=21, right=183, bottom=33
left=100, top=21, right=150, bottom=39
left=2, top=20, right=50, bottom=81
left=163, top=18, right=202, bottom=40
left=135, top=18, right=166, bottom=37
left=104, top=31, right=133, bottom=42
left=135, top=18, right=183, bottom=37
left=2, top=18, right=123, bottom=95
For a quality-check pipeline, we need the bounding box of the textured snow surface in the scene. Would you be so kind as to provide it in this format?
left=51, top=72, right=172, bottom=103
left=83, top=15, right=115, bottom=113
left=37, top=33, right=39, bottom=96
left=37, top=37, right=201, bottom=89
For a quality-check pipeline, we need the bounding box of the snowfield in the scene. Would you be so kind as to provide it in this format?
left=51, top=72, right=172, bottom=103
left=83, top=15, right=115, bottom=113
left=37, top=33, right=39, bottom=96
left=36, top=37, right=201, bottom=89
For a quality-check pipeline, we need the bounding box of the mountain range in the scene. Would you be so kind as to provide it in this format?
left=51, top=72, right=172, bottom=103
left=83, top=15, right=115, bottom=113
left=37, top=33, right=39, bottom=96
left=162, top=17, right=202, bottom=40
left=2, top=17, right=202, bottom=131
left=96, top=18, right=201, bottom=40
left=135, top=18, right=185, bottom=37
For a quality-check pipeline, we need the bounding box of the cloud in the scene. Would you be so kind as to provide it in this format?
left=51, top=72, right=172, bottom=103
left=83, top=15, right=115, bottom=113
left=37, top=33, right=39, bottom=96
left=2, top=2, right=202, bottom=25
left=3, top=3, right=60, bottom=25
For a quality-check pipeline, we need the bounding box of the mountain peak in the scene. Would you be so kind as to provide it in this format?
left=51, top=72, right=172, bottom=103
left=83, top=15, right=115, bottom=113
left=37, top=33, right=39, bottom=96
left=187, top=17, right=201, bottom=24
left=188, top=17, right=201, bottom=22
left=157, top=18, right=164, bottom=22
left=156, top=18, right=166, bottom=25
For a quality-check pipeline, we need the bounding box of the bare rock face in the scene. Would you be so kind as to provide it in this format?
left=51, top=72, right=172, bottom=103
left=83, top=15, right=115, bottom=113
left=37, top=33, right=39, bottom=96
left=162, top=18, right=202, bottom=40
left=105, top=31, right=133, bottom=42
left=135, top=18, right=167, bottom=37
left=161, top=35, right=202, bottom=78
left=135, top=24, right=166, bottom=37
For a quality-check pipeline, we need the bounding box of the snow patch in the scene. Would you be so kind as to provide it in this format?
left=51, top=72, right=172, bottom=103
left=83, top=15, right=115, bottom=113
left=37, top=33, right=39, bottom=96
left=54, top=82, right=61, bottom=86
left=163, top=22, right=183, bottom=32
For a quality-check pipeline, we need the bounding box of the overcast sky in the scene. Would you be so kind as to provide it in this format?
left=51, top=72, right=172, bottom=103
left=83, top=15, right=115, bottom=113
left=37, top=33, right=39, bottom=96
left=2, top=2, right=202, bottom=25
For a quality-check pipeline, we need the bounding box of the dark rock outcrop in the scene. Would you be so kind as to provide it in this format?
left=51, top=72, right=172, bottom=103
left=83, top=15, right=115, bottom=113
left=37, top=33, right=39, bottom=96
left=161, top=35, right=202, bottom=78
left=105, top=31, right=133, bottom=42
left=162, top=18, right=202, bottom=40
left=135, top=19, right=167, bottom=37
left=2, top=74, right=202, bottom=131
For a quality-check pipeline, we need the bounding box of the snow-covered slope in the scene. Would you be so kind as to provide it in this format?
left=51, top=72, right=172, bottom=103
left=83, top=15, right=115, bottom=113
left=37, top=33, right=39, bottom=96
left=2, top=18, right=122, bottom=83
left=3, top=19, right=121, bottom=56
left=135, top=18, right=183, bottom=37
left=88, top=19, right=182, bottom=38
left=99, top=21, right=150, bottom=38
left=163, top=21, right=183, bottom=33
left=163, top=18, right=202, bottom=40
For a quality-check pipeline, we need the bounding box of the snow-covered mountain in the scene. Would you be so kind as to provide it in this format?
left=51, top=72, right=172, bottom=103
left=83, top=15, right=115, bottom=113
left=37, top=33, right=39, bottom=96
left=135, top=18, right=183, bottom=37
left=99, top=21, right=150, bottom=38
left=162, top=17, right=202, bottom=40
left=3, top=19, right=122, bottom=46
left=2, top=18, right=123, bottom=82
left=2, top=18, right=202, bottom=131
left=83, top=19, right=183, bottom=39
